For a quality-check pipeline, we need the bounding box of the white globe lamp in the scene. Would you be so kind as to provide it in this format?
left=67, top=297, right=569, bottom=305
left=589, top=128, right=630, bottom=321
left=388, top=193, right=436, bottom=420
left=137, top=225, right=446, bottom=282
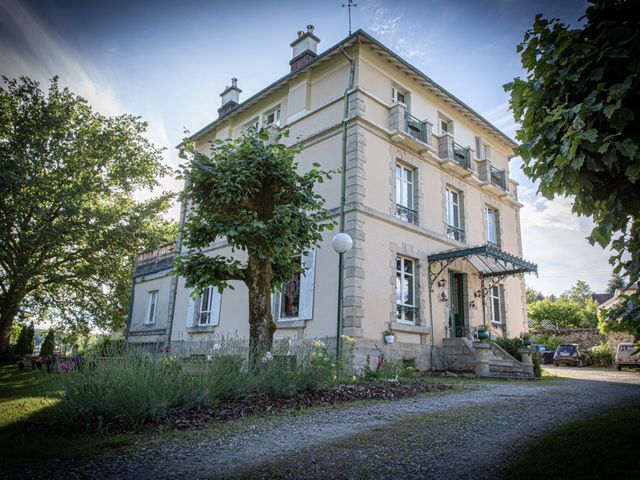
left=332, top=232, right=353, bottom=254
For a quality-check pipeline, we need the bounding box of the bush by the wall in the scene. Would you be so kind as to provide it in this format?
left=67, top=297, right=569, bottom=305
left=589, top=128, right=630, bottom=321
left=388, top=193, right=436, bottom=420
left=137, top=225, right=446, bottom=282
left=531, top=334, right=566, bottom=351
left=589, top=343, right=613, bottom=367
left=495, top=338, right=524, bottom=361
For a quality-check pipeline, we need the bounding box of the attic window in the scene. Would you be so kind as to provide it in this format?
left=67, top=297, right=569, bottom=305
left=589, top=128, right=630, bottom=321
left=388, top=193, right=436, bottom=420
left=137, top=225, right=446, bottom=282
left=264, top=107, right=281, bottom=127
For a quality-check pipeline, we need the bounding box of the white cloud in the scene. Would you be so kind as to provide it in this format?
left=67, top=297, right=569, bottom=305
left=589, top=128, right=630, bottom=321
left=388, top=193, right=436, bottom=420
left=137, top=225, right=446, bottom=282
left=369, top=7, right=404, bottom=36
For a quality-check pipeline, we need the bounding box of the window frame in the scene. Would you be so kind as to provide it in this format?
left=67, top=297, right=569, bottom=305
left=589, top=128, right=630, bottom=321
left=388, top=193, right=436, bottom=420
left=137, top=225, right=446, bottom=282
left=198, top=286, right=215, bottom=326
left=145, top=290, right=158, bottom=325
left=395, top=163, right=417, bottom=223
left=486, top=206, right=499, bottom=246
left=438, top=113, right=453, bottom=135
left=264, top=106, right=281, bottom=127
left=445, top=187, right=463, bottom=241
left=395, top=256, right=417, bottom=324
left=489, top=285, right=502, bottom=324
left=392, top=85, right=409, bottom=107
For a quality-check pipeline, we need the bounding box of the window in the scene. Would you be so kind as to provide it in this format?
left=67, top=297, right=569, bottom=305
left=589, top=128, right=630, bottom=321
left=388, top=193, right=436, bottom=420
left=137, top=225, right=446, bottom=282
left=264, top=107, right=281, bottom=127
left=145, top=291, right=158, bottom=324
left=395, top=163, right=416, bottom=223
left=439, top=114, right=453, bottom=135
left=490, top=285, right=502, bottom=324
left=280, top=258, right=302, bottom=318
left=486, top=207, right=499, bottom=245
left=198, top=286, right=221, bottom=326
left=396, top=256, right=417, bottom=323
left=273, top=250, right=316, bottom=322
left=392, top=86, right=408, bottom=106
left=446, top=188, right=463, bottom=241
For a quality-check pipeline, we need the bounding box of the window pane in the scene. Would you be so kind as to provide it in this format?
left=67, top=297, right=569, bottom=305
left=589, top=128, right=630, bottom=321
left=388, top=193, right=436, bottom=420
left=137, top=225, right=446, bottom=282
left=281, top=271, right=301, bottom=318
left=404, top=258, right=413, bottom=275
left=396, top=273, right=402, bottom=304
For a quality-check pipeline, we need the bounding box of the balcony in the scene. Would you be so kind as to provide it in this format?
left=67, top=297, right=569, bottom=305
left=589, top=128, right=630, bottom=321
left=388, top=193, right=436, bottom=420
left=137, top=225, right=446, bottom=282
left=389, top=103, right=433, bottom=153
left=396, top=204, right=418, bottom=224
left=446, top=225, right=465, bottom=242
left=439, top=135, right=472, bottom=177
left=396, top=304, right=419, bottom=323
left=478, top=160, right=508, bottom=196
left=134, top=242, right=177, bottom=276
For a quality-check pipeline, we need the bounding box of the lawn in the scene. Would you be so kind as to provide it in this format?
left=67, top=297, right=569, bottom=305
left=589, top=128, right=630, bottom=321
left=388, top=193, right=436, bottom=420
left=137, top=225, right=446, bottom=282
left=503, top=403, right=640, bottom=479
left=0, top=363, right=138, bottom=470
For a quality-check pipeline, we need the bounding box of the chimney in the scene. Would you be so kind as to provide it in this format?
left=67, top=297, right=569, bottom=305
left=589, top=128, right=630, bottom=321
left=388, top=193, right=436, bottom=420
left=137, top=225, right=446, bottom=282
left=289, top=25, right=320, bottom=73
left=218, top=78, right=242, bottom=118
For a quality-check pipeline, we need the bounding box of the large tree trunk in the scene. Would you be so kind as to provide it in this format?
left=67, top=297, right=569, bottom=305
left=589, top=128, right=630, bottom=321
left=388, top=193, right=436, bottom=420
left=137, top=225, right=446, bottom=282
left=246, top=255, right=276, bottom=359
left=0, top=293, right=22, bottom=353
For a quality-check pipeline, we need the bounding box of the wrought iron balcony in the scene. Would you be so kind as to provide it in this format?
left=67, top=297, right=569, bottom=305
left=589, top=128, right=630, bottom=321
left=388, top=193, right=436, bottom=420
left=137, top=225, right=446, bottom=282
left=446, top=225, right=465, bottom=242
left=396, top=304, right=419, bottom=322
left=452, top=141, right=471, bottom=170
left=396, top=204, right=418, bottom=224
left=490, top=166, right=506, bottom=190
left=404, top=112, right=430, bottom=144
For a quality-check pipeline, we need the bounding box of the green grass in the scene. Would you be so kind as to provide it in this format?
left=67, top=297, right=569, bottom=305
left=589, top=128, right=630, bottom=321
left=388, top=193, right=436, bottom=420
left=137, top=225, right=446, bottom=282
left=0, top=363, right=139, bottom=470
left=503, top=403, right=640, bottom=479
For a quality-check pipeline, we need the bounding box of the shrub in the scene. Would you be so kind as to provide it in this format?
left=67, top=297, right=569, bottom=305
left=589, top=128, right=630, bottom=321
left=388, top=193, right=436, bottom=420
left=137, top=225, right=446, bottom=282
left=15, top=324, right=34, bottom=356
left=532, top=351, right=542, bottom=378
left=532, top=334, right=565, bottom=351
left=589, top=343, right=613, bottom=367
left=495, top=338, right=524, bottom=361
left=39, top=329, right=55, bottom=357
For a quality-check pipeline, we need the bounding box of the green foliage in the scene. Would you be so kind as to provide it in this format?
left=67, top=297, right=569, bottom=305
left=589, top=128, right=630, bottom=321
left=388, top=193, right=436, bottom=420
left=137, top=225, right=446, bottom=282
left=589, top=342, right=613, bottom=367
left=505, top=0, right=640, bottom=340
left=495, top=337, right=523, bottom=361
left=528, top=298, right=585, bottom=329
left=175, top=127, right=334, bottom=352
left=0, top=76, right=176, bottom=348
left=526, top=287, right=544, bottom=304
left=39, top=329, right=55, bottom=357
left=532, top=351, right=542, bottom=378
left=606, top=273, right=626, bottom=295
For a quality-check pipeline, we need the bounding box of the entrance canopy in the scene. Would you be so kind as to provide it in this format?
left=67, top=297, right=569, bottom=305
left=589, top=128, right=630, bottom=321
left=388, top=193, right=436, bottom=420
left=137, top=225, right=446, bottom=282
left=427, top=244, right=537, bottom=287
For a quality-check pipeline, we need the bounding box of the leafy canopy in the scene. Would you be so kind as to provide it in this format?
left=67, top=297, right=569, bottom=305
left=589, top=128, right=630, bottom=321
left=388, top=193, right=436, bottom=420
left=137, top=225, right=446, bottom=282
left=505, top=0, right=640, bottom=336
left=175, top=128, right=334, bottom=294
left=0, top=76, right=175, bottom=338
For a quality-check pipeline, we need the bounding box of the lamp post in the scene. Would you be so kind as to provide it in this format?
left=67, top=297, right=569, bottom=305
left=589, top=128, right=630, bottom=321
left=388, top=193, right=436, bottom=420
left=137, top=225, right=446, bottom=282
left=332, top=232, right=353, bottom=358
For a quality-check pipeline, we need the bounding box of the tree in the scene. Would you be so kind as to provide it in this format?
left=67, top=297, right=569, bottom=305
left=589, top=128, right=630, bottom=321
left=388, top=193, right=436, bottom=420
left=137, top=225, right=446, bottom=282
left=606, top=272, right=625, bottom=295
left=506, top=0, right=640, bottom=337
left=39, top=329, right=55, bottom=357
left=0, top=76, right=174, bottom=352
left=562, top=280, right=593, bottom=304
left=175, top=128, right=333, bottom=355
left=526, top=287, right=544, bottom=304
left=15, top=322, right=34, bottom=356
left=528, top=298, right=585, bottom=330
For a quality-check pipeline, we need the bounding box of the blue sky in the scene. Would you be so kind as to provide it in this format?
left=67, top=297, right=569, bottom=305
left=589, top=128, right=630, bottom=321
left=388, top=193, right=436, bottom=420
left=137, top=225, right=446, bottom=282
left=0, top=0, right=614, bottom=295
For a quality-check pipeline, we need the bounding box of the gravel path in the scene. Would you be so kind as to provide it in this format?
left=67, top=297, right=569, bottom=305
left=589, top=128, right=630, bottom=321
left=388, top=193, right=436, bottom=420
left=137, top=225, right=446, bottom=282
left=8, top=369, right=640, bottom=480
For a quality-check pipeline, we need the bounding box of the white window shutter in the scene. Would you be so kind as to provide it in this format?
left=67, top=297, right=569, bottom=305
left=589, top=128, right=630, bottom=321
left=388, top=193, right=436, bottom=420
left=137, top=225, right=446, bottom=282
left=185, top=288, right=195, bottom=326
left=210, top=288, right=222, bottom=326
left=272, top=292, right=281, bottom=322
left=298, top=249, right=316, bottom=320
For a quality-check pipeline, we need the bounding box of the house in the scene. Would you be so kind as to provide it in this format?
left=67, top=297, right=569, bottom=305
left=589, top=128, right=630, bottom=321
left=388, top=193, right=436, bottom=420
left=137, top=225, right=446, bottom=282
left=125, top=27, right=537, bottom=372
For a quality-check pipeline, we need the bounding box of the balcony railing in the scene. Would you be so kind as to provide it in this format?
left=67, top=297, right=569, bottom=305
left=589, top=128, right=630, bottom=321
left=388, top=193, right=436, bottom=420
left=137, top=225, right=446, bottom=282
left=396, top=304, right=419, bottom=323
left=452, top=141, right=471, bottom=169
left=490, top=166, right=507, bottom=190
left=134, top=242, right=177, bottom=276
left=446, top=225, right=465, bottom=242
left=404, top=112, right=430, bottom=144
left=396, top=204, right=418, bottom=224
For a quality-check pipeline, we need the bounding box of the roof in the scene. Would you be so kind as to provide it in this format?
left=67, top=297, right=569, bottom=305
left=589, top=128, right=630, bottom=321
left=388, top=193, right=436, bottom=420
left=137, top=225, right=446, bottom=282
left=428, top=244, right=538, bottom=278
left=591, top=293, right=613, bottom=305
left=185, top=29, right=518, bottom=149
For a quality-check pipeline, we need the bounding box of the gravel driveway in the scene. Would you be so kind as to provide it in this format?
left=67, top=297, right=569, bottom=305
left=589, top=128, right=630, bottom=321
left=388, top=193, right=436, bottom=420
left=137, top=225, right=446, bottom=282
left=8, top=369, right=640, bottom=480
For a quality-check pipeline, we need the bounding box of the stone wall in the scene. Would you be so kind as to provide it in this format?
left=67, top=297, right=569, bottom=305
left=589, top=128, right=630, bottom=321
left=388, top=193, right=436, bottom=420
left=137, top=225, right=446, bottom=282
left=530, top=328, right=635, bottom=352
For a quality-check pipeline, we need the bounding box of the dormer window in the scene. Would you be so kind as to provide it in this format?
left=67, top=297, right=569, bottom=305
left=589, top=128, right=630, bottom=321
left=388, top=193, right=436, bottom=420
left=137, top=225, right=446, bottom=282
left=264, top=107, right=281, bottom=127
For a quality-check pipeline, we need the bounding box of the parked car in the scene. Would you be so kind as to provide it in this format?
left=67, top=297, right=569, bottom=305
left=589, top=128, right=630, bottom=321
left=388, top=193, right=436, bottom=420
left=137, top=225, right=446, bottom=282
left=553, top=344, right=590, bottom=367
left=531, top=344, right=555, bottom=364
left=615, top=343, right=640, bottom=371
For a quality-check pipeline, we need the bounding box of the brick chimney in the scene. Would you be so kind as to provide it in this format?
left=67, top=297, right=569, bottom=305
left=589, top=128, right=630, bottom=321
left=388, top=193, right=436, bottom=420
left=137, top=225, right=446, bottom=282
left=218, top=78, right=242, bottom=118
left=289, top=25, right=320, bottom=73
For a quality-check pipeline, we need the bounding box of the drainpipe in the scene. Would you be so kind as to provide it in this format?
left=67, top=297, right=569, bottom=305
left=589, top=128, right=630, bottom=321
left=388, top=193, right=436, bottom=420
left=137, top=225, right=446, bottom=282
left=165, top=196, right=188, bottom=349
left=427, top=265, right=436, bottom=371
left=335, top=45, right=355, bottom=357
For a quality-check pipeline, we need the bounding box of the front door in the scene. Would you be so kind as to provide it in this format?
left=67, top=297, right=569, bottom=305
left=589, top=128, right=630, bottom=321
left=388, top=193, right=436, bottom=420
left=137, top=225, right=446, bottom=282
left=449, top=272, right=465, bottom=337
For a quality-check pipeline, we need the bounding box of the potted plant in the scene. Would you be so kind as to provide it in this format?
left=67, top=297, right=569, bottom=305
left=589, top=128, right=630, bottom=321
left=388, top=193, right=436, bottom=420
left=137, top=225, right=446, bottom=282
left=476, top=325, right=490, bottom=341
left=383, top=330, right=395, bottom=344
left=522, top=334, right=532, bottom=347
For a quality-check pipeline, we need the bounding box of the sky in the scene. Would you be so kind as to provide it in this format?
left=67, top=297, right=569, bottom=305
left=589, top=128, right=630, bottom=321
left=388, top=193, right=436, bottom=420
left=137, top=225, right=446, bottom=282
left=0, top=0, right=614, bottom=295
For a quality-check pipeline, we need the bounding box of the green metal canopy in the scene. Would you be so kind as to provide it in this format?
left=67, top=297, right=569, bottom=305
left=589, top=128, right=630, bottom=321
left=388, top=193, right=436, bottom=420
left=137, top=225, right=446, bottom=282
left=427, top=244, right=537, bottom=285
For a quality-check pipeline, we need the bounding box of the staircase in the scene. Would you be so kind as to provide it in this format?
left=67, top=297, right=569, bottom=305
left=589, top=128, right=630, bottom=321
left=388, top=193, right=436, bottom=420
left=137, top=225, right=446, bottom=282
left=487, top=341, right=533, bottom=379
left=441, top=337, right=533, bottom=379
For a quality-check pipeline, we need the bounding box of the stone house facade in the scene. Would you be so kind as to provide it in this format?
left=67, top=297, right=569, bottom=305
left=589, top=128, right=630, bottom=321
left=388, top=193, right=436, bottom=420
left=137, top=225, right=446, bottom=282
left=125, top=27, right=537, bottom=370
